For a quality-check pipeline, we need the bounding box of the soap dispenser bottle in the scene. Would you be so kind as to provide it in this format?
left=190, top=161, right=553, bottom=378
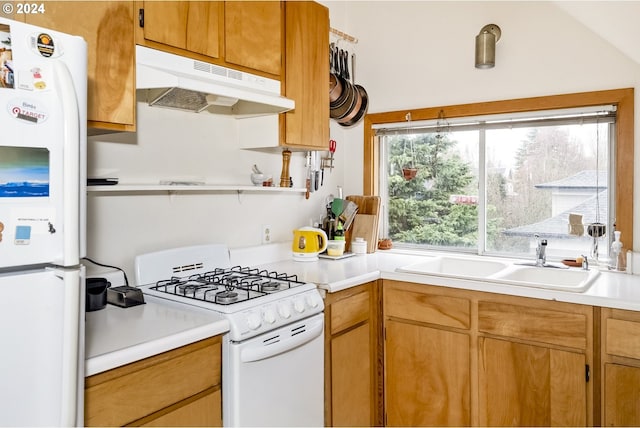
left=608, top=230, right=626, bottom=272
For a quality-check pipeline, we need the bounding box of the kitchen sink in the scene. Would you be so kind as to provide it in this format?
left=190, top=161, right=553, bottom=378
left=396, top=256, right=511, bottom=278
left=488, top=264, right=600, bottom=292
left=397, top=255, right=600, bottom=292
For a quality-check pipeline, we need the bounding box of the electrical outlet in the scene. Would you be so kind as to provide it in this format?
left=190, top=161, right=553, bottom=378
left=261, top=224, right=271, bottom=245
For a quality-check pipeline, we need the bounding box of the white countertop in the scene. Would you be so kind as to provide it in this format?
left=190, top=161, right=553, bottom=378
left=242, top=245, right=640, bottom=312
left=85, top=244, right=640, bottom=377
left=85, top=295, right=229, bottom=377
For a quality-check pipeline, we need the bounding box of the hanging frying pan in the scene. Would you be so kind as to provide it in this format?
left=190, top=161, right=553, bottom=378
left=338, top=53, right=369, bottom=127
left=329, top=45, right=344, bottom=103
left=338, top=84, right=368, bottom=126
left=330, top=49, right=357, bottom=118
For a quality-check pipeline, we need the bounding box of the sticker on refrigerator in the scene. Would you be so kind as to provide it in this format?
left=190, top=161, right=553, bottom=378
left=14, top=225, right=30, bottom=245
left=34, top=33, right=55, bottom=58
left=0, top=24, right=15, bottom=89
left=6, top=98, right=49, bottom=124
left=0, top=146, right=50, bottom=197
left=0, top=221, right=4, bottom=242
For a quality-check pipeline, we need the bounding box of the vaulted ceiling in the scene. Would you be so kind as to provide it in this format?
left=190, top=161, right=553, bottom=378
left=553, top=1, right=640, bottom=66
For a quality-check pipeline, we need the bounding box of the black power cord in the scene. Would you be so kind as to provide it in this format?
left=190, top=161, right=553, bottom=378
left=82, top=257, right=130, bottom=287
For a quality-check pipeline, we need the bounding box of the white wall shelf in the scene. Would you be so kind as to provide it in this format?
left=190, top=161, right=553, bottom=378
left=87, top=184, right=307, bottom=194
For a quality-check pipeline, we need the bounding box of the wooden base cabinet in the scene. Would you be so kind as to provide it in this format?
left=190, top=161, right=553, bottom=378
left=323, top=282, right=378, bottom=427
left=85, top=336, right=222, bottom=427
left=384, top=281, right=471, bottom=426
left=383, top=280, right=594, bottom=427
left=478, top=337, right=587, bottom=426
left=601, top=308, right=640, bottom=426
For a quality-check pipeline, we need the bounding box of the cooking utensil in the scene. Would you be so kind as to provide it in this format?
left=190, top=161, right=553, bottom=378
left=329, top=140, right=336, bottom=174
left=338, top=54, right=369, bottom=127
left=330, top=49, right=358, bottom=120
left=339, top=200, right=359, bottom=231
left=331, top=198, right=344, bottom=218
left=304, top=152, right=311, bottom=199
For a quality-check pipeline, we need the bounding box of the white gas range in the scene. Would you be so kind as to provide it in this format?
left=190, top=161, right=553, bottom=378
left=134, top=244, right=324, bottom=427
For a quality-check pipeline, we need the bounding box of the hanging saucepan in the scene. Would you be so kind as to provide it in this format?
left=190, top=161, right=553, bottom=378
left=330, top=49, right=352, bottom=110
left=339, top=84, right=368, bottom=127
left=329, top=45, right=344, bottom=103
left=338, top=53, right=369, bottom=127
left=330, top=50, right=358, bottom=119
left=330, top=79, right=357, bottom=119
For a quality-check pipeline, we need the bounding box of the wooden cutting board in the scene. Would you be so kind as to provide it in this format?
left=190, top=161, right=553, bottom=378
left=349, top=214, right=378, bottom=253
left=345, top=195, right=380, bottom=253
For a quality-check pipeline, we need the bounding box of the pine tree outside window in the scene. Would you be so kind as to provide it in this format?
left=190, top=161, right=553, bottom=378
left=376, top=106, right=615, bottom=261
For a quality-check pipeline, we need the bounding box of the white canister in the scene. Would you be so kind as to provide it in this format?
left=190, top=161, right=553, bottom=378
left=352, top=237, right=367, bottom=255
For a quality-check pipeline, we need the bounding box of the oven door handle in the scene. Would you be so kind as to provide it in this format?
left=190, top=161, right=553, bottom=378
left=241, top=316, right=324, bottom=363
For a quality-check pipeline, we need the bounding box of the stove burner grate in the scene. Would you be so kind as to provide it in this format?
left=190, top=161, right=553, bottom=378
left=149, top=266, right=305, bottom=305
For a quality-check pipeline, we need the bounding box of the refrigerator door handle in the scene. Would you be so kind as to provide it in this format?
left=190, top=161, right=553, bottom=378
left=52, top=60, right=81, bottom=266
left=55, top=267, right=81, bottom=426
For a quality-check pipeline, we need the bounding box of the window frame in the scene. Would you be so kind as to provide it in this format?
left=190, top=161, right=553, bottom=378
left=363, top=89, right=634, bottom=250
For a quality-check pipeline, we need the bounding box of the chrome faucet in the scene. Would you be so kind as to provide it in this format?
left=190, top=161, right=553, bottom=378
left=535, top=234, right=547, bottom=267
left=581, top=255, right=589, bottom=271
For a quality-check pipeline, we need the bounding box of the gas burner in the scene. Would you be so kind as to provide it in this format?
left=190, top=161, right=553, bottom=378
left=261, top=281, right=281, bottom=292
left=147, top=265, right=306, bottom=306
left=178, top=284, right=198, bottom=293
left=216, top=290, right=239, bottom=304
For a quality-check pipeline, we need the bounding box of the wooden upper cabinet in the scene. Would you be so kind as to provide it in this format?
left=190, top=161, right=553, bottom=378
left=224, top=1, right=281, bottom=76
left=24, top=1, right=136, bottom=131
left=140, top=1, right=221, bottom=59
left=139, top=1, right=280, bottom=78
left=281, top=1, right=329, bottom=149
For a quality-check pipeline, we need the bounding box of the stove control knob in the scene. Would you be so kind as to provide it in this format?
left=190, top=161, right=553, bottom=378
left=246, top=313, right=262, bottom=330
left=263, top=309, right=276, bottom=324
left=277, top=302, right=291, bottom=319
left=293, top=299, right=305, bottom=313
left=305, top=294, right=320, bottom=309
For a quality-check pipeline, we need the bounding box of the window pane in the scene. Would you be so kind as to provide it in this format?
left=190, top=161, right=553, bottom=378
left=486, top=123, right=609, bottom=260
left=384, top=130, right=479, bottom=250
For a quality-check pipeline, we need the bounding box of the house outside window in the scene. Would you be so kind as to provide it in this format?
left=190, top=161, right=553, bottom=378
left=376, top=106, right=615, bottom=262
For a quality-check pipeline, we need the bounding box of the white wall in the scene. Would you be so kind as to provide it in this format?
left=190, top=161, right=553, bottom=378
left=87, top=104, right=347, bottom=277
left=87, top=1, right=640, bottom=278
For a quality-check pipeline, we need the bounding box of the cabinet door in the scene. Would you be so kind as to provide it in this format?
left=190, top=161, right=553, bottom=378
left=604, top=363, right=640, bottom=426
left=478, top=337, right=587, bottom=427
left=282, top=1, right=329, bottom=149
left=140, top=389, right=221, bottom=427
left=224, top=1, right=281, bottom=76
left=385, top=320, right=470, bottom=427
left=331, top=323, right=372, bottom=427
left=25, top=1, right=136, bottom=131
left=141, top=1, right=221, bottom=59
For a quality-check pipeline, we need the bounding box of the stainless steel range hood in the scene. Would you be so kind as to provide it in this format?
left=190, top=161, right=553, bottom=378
left=136, top=45, right=294, bottom=117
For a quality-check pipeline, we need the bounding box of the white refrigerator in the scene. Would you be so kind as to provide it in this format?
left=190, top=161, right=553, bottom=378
left=0, top=18, right=87, bottom=426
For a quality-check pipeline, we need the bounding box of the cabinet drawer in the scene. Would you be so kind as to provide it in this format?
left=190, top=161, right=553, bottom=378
left=478, top=301, right=587, bottom=349
left=606, top=318, right=640, bottom=359
left=85, top=337, right=221, bottom=427
left=330, top=289, right=370, bottom=334
left=384, top=283, right=470, bottom=330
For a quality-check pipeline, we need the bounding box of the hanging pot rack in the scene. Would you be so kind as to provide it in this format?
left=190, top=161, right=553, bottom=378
left=330, top=27, right=358, bottom=44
